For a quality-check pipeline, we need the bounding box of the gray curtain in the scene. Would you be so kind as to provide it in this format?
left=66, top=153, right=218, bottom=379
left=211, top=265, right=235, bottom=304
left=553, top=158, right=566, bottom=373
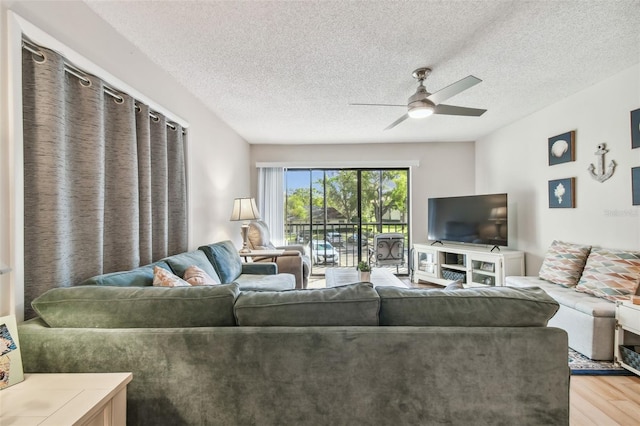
left=22, top=44, right=187, bottom=318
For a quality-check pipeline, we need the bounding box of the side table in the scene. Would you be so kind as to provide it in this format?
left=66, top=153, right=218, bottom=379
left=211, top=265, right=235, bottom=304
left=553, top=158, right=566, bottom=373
left=615, top=300, right=640, bottom=375
left=239, top=249, right=285, bottom=263
left=0, top=372, right=132, bottom=425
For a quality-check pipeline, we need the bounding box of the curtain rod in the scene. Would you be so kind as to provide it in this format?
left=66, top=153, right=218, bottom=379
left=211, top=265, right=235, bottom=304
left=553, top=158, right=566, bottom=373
left=22, top=40, right=180, bottom=132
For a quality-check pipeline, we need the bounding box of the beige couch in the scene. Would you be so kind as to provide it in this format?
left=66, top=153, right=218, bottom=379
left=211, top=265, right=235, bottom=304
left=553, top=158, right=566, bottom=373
left=506, top=240, right=640, bottom=360
left=506, top=275, right=616, bottom=360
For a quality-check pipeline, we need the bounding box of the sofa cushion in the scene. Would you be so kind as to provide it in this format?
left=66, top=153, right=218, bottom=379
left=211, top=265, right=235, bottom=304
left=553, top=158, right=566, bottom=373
left=376, top=286, right=559, bottom=326
left=506, top=276, right=615, bottom=318
left=576, top=247, right=640, bottom=302
left=234, top=273, right=296, bottom=291
left=234, top=282, right=380, bottom=326
left=162, top=250, right=222, bottom=283
left=153, top=266, right=190, bottom=287
left=32, top=283, right=240, bottom=328
left=539, top=240, right=591, bottom=287
left=78, top=261, right=172, bottom=287
left=184, top=265, right=220, bottom=286
left=199, top=241, right=243, bottom=283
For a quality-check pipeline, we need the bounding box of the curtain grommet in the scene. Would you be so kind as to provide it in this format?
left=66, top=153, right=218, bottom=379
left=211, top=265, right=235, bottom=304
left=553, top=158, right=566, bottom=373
left=79, top=77, right=92, bottom=88
left=32, top=51, right=46, bottom=64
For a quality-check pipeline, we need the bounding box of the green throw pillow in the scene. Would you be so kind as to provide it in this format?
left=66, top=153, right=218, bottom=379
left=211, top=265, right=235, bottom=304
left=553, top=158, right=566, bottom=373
left=32, top=283, right=240, bottom=328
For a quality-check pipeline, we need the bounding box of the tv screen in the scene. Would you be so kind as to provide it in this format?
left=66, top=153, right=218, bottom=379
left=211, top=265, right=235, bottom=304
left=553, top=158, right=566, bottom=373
left=428, top=193, right=508, bottom=246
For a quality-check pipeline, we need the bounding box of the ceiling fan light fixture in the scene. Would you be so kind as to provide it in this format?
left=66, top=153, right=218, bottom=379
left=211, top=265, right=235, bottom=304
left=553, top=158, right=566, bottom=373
left=408, top=104, right=434, bottom=119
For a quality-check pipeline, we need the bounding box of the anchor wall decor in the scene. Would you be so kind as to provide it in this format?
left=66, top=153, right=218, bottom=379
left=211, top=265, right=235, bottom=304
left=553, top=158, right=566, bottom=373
left=587, top=143, right=615, bottom=183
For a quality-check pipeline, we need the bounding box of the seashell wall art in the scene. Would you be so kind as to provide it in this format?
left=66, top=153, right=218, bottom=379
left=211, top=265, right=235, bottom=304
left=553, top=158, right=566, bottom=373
left=548, top=130, right=575, bottom=165
left=548, top=177, right=575, bottom=208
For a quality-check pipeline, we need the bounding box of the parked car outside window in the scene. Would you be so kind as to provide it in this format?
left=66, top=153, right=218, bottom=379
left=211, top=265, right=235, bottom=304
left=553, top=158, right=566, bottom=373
left=311, top=240, right=340, bottom=265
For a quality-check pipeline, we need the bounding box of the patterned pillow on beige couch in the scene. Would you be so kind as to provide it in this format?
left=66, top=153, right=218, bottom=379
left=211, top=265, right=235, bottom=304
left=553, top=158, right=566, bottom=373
left=539, top=240, right=591, bottom=287
left=576, top=247, right=640, bottom=302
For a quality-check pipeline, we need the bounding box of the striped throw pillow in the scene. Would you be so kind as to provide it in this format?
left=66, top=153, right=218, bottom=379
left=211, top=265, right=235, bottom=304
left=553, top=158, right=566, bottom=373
left=576, top=247, right=640, bottom=302
left=539, top=240, right=591, bottom=287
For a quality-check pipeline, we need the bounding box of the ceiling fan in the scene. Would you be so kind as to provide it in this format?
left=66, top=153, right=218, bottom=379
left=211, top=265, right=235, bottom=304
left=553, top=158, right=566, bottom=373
left=350, top=67, right=487, bottom=130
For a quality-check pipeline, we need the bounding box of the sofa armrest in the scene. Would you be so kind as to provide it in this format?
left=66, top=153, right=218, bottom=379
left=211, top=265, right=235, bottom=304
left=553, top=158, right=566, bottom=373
left=242, top=263, right=278, bottom=275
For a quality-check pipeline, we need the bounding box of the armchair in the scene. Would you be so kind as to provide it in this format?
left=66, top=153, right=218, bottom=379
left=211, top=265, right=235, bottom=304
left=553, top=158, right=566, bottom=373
left=247, top=220, right=311, bottom=289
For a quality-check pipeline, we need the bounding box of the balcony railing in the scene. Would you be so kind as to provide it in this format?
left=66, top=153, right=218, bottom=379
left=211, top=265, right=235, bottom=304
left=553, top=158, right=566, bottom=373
left=285, top=222, right=409, bottom=275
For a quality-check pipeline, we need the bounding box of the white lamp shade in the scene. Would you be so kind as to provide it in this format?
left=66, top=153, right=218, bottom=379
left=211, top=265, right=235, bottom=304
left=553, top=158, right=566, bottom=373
left=230, top=198, right=261, bottom=222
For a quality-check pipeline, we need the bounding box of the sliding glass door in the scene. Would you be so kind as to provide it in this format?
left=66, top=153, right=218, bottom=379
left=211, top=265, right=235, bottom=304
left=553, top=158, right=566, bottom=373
left=284, top=168, right=409, bottom=275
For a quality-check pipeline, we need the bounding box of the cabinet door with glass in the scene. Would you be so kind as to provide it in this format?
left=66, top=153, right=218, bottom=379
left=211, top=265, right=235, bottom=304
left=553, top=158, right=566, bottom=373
left=415, top=247, right=438, bottom=278
left=468, top=255, right=502, bottom=287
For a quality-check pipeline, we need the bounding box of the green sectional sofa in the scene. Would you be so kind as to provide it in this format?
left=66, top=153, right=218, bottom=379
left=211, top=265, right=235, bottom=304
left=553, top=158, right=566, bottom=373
left=80, top=240, right=296, bottom=291
left=19, top=281, right=570, bottom=425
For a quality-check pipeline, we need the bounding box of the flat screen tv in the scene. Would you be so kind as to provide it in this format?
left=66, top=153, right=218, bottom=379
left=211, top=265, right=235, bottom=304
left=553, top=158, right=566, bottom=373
left=428, top=193, right=508, bottom=247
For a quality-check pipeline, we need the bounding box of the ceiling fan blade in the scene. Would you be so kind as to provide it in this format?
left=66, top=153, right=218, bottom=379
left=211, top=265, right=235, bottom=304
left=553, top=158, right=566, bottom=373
left=427, top=75, right=482, bottom=105
left=433, top=104, right=487, bottom=117
left=384, top=113, right=410, bottom=130
left=349, top=103, right=406, bottom=107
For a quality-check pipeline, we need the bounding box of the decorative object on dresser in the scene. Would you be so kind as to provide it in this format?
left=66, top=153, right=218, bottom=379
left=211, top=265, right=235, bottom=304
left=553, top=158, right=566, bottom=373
left=230, top=197, right=261, bottom=253
left=548, top=130, right=575, bottom=165
left=548, top=177, right=575, bottom=208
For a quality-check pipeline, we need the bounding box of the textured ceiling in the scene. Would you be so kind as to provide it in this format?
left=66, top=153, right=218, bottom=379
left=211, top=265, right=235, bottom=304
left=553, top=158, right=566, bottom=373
left=84, top=0, right=640, bottom=145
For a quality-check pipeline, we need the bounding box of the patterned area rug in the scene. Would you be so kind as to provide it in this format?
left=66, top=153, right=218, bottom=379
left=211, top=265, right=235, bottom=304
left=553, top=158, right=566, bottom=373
left=569, top=348, right=633, bottom=375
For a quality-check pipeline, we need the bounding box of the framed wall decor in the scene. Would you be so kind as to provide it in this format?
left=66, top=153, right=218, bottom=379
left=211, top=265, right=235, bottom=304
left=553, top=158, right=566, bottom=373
left=548, top=131, right=575, bottom=165
left=633, top=167, right=640, bottom=206
left=548, top=177, right=575, bottom=208
left=0, top=315, right=24, bottom=390
left=631, top=108, right=640, bottom=149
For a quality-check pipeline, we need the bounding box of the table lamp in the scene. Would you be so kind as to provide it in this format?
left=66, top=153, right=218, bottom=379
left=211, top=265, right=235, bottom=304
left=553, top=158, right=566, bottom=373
left=230, top=197, right=261, bottom=253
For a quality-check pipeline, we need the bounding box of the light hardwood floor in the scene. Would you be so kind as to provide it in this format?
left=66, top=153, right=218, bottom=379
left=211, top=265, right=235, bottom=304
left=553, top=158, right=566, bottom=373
left=571, top=375, right=640, bottom=425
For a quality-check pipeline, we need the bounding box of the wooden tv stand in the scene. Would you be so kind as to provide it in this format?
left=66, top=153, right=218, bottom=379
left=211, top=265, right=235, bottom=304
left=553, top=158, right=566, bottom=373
left=413, top=242, right=524, bottom=287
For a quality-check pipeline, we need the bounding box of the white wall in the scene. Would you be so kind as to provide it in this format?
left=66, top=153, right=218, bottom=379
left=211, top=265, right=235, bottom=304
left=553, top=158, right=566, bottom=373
left=0, top=1, right=251, bottom=317
left=476, top=64, right=640, bottom=274
left=250, top=142, right=476, bottom=244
